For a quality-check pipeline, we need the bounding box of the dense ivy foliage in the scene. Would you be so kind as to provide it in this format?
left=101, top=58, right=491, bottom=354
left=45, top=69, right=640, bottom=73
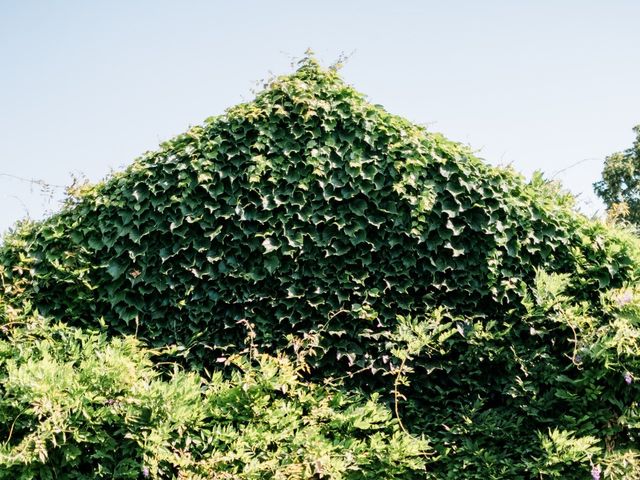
left=2, top=58, right=637, bottom=371
left=2, top=56, right=640, bottom=477
left=0, top=311, right=427, bottom=479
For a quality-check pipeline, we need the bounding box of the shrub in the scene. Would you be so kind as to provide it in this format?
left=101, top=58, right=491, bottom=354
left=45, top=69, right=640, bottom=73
left=0, top=310, right=428, bottom=479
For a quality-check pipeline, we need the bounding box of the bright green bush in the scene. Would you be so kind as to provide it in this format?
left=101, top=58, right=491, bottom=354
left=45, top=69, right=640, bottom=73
left=0, top=311, right=428, bottom=479
left=2, top=55, right=640, bottom=478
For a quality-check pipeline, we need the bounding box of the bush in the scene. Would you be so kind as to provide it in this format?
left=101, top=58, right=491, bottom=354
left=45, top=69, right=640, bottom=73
left=0, top=310, right=428, bottom=479
left=390, top=270, right=640, bottom=478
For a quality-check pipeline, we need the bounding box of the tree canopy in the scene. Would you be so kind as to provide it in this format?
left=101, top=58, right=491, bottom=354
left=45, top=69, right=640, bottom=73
left=594, top=125, right=640, bottom=225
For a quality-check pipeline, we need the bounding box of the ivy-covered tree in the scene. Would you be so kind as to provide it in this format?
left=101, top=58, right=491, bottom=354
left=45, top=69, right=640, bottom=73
left=4, top=56, right=640, bottom=479
left=594, top=125, right=640, bottom=225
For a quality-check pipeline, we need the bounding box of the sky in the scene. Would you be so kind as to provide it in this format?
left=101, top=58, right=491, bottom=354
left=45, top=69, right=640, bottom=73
left=1, top=1, right=639, bottom=235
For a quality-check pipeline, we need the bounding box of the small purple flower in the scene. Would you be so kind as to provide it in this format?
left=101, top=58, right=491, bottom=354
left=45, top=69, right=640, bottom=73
left=142, top=466, right=150, bottom=478
left=575, top=355, right=583, bottom=364
left=625, top=372, right=633, bottom=385
left=591, top=464, right=601, bottom=480
left=616, top=290, right=634, bottom=307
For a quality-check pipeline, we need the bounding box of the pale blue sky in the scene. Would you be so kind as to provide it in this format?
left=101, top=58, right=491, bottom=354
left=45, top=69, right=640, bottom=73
left=1, top=1, right=639, bottom=235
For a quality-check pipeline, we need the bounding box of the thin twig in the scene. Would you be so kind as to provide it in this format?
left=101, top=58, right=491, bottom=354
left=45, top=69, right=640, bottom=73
left=0, top=173, right=65, bottom=189
left=550, top=158, right=599, bottom=179
left=394, top=357, right=409, bottom=434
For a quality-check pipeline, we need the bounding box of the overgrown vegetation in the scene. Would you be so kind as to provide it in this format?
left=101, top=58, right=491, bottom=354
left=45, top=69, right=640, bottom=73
left=0, top=308, right=427, bottom=479
left=2, top=55, right=640, bottom=478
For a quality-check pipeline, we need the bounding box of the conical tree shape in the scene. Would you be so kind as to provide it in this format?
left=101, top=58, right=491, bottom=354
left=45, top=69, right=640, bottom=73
left=2, top=57, right=640, bottom=478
